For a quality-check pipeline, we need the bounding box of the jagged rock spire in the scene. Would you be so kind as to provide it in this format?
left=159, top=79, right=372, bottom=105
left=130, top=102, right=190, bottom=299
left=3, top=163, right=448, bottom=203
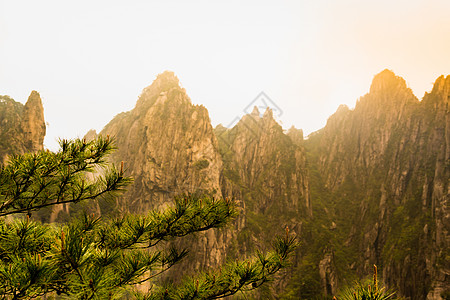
left=22, top=91, right=46, bottom=152
left=251, top=106, right=260, bottom=117
left=369, top=69, right=408, bottom=94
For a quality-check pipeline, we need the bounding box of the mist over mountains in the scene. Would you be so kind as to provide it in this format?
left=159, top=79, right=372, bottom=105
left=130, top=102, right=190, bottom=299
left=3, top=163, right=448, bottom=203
left=1, top=70, right=448, bottom=299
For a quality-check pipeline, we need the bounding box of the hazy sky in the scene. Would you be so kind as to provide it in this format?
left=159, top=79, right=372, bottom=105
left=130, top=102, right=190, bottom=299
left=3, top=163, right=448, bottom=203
left=1, top=0, right=449, bottom=150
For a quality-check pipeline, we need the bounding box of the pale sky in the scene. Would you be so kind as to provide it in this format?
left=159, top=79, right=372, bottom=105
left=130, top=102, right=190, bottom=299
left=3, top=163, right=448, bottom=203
left=1, top=0, right=449, bottom=150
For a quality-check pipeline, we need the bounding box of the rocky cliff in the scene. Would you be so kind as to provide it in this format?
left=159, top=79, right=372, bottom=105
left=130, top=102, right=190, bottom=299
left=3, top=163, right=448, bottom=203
left=1, top=69, right=447, bottom=298
left=216, top=106, right=310, bottom=217
left=100, top=72, right=222, bottom=213
left=0, top=91, right=46, bottom=162
left=84, top=69, right=448, bottom=299
left=97, top=71, right=233, bottom=275
left=306, top=70, right=449, bottom=299
left=215, top=106, right=311, bottom=296
left=95, top=72, right=312, bottom=295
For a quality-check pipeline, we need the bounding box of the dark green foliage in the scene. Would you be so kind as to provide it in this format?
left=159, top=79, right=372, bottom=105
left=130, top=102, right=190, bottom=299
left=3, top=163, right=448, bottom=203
left=0, top=95, right=26, bottom=159
left=338, top=281, right=397, bottom=300
left=0, top=202, right=295, bottom=299
left=136, top=234, right=297, bottom=299
left=0, top=137, right=296, bottom=299
left=0, top=136, right=130, bottom=217
left=337, top=266, right=397, bottom=300
left=281, top=254, right=322, bottom=299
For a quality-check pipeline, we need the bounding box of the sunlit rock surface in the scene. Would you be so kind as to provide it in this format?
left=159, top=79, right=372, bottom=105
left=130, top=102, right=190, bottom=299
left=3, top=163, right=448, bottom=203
left=84, top=70, right=448, bottom=299
left=0, top=91, right=46, bottom=162
left=306, top=70, right=449, bottom=299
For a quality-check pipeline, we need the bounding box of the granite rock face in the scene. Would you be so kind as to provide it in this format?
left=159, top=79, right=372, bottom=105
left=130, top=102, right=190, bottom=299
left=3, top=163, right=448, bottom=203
left=215, top=107, right=311, bottom=296
left=88, top=69, right=448, bottom=298
left=101, top=71, right=223, bottom=213
left=97, top=72, right=312, bottom=294
left=99, top=72, right=229, bottom=274
left=1, top=69, right=447, bottom=298
left=217, top=107, right=310, bottom=217
left=306, top=70, right=449, bottom=299
left=0, top=91, right=46, bottom=162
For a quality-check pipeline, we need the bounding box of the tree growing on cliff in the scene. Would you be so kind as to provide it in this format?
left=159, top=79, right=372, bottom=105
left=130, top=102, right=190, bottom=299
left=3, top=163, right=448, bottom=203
left=336, top=265, right=398, bottom=300
left=0, top=137, right=296, bottom=299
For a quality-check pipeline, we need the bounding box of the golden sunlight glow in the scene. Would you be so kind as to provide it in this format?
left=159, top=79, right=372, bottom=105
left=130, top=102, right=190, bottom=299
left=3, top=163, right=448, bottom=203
left=0, top=0, right=449, bottom=150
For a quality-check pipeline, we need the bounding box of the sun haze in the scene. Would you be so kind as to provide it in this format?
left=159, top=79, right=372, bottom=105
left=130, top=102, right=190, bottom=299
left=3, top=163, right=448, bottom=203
left=1, top=0, right=449, bottom=150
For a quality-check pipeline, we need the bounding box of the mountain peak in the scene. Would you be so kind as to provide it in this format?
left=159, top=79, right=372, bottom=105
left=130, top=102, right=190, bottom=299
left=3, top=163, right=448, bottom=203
left=136, top=71, right=184, bottom=111
left=26, top=90, right=43, bottom=106
left=430, top=74, right=450, bottom=95
left=423, top=74, right=450, bottom=107
left=21, top=91, right=46, bottom=153
left=141, top=70, right=181, bottom=95
left=369, top=69, right=408, bottom=94
left=251, top=106, right=260, bottom=117
left=263, top=107, right=273, bottom=119
left=155, top=70, right=179, bottom=84
left=149, top=70, right=181, bottom=91
left=336, top=104, right=350, bottom=113
left=287, top=126, right=303, bottom=145
left=325, top=104, right=351, bottom=127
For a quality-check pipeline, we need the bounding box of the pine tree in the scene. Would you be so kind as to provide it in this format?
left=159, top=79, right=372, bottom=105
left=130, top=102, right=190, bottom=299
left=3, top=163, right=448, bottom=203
left=336, top=265, right=398, bottom=300
left=0, top=137, right=296, bottom=299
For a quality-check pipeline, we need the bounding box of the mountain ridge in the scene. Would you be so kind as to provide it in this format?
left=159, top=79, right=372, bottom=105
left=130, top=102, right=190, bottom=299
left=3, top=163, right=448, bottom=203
left=88, top=69, right=448, bottom=299
left=2, top=69, right=447, bottom=298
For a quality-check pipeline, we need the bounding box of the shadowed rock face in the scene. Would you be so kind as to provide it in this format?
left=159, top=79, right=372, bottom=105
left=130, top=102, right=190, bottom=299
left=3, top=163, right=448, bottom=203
left=100, top=71, right=223, bottom=213
left=217, top=107, right=310, bottom=216
left=88, top=69, right=448, bottom=299
left=306, top=70, right=449, bottom=299
left=0, top=68, right=446, bottom=298
left=96, top=71, right=311, bottom=294
left=0, top=91, right=46, bottom=162
left=215, top=108, right=311, bottom=296
left=22, top=91, right=46, bottom=152
left=98, top=71, right=228, bottom=273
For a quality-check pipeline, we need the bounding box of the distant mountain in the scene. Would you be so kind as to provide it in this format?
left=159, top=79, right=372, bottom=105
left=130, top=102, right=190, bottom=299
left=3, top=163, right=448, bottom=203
left=2, top=70, right=447, bottom=298
left=99, top=71, right=223, bottom=213
left=94, top=72, right=231, bottom=279
left=215, top=104, right=311, bottom=297
left=0, top=91, right=46, bottom=162
left=306, top=70, right=449, bottom=299
left=85, top=72, right=307, bottom=295
left=80, top=69, right=448, bottom=299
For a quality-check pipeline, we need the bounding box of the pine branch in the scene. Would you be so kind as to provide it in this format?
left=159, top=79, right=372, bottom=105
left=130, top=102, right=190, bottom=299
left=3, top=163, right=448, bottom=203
left=0, top=137, right=295, bottom=299
left=139, top=234, right=297, bottom=300
left=0, top=137, right=132, bottom=217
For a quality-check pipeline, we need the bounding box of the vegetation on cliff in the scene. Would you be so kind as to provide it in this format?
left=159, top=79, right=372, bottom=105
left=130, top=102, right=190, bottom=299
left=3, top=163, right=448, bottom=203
left=2, top=69, right=448, bottom=299
left=0, top=137, right=296, bottom=299
left=302, top=70, right=449, bottom=299
left=91, top=70, right=448, bottom=299
left=0, top=92, right=46, bottom=163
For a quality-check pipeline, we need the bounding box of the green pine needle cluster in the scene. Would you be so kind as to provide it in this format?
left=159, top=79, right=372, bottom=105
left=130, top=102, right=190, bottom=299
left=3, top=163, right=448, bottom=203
left=0, top=136, right=131, bottom=217
left=336, top=265, right=398, bottom=300
left=138, top=233, right=297, bottom=299
left=0, top=137, right=296, bottom=299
